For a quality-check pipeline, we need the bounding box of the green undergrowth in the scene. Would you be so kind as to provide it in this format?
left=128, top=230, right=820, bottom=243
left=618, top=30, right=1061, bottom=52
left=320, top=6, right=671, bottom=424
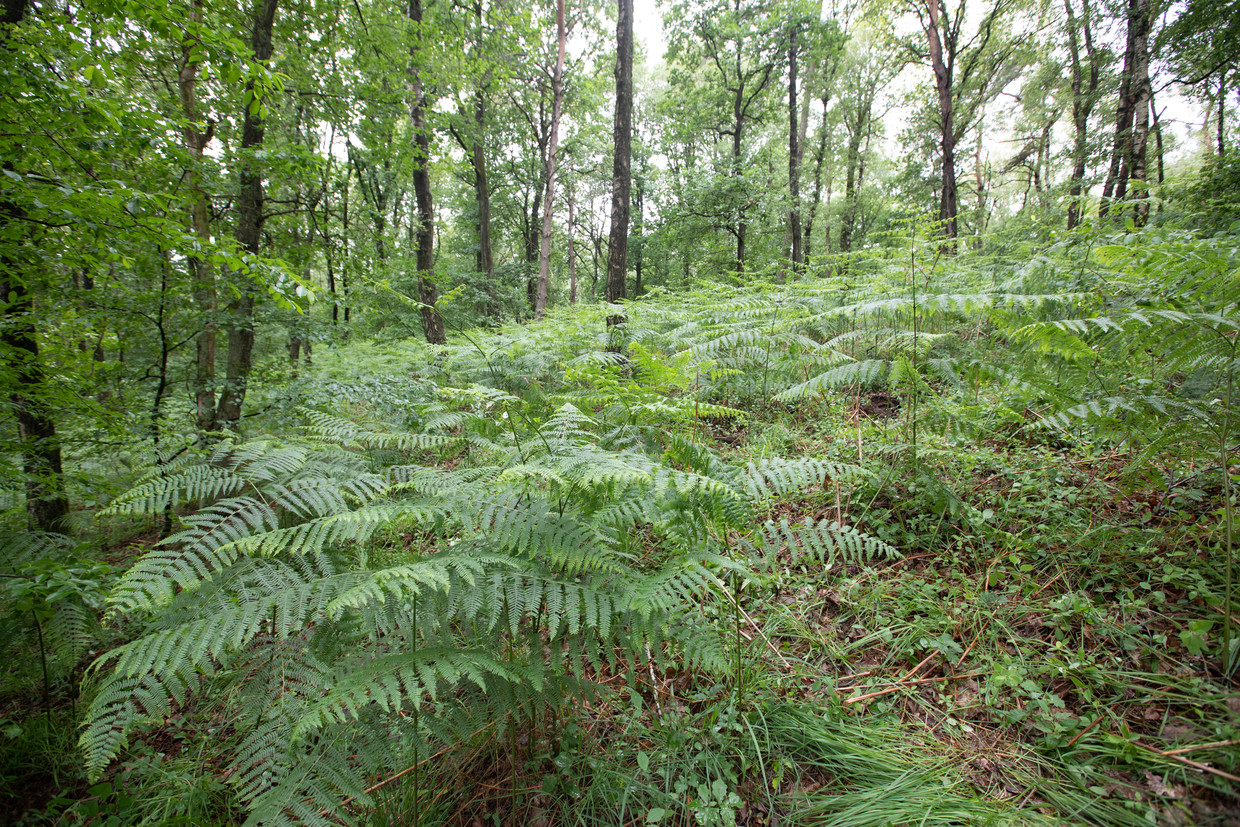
left=2, top=227, right=1238, bottom=825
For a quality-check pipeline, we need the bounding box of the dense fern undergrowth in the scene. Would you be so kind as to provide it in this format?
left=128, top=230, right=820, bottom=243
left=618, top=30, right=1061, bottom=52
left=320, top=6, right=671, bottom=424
left=3, top=228, right=1239, bottom=826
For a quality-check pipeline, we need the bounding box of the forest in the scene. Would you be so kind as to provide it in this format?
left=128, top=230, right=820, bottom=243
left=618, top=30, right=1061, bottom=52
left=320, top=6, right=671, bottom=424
left=1, top=0, right=1239, bottom=823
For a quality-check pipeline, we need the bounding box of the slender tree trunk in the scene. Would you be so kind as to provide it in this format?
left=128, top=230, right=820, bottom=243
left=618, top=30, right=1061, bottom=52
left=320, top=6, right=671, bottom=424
left=787, top=23, right=803, bottom=272
left=567, top=179, right=578, bottom=304
left=216, top=0, right=278, bottom=429
left=1100, top=0, right=1137, bottom=218
left=472, top=1, right=497, bottom=322
left=1064, top=0, right=1099, bottom=230
left=408, top=0, right=445, bottom=343
left=605, top=0, right=633, bottom=316
left=839, top=102, right=868, bottom=254
left=525, top=186, right=541, bottom=316
left=535, top=0, right=567, bottom=321
left=1217, top=75, right=1226, bottom=156
left=924, top=0, right=958, bottom=247
left=733, top=85, right=747, bottom=275
left=178, top=0, right=218, bottom=432
left=1151, top=93, right=1165, bottom=185
left=633, top=166, right=644, bottom=297
left=2, top=0, right=67, bottom=530
left=1128, top=0, right=1152, bottom=226
left=341, top=176, right=351, bottom=324
left=805, top=98, right=830, bottom=264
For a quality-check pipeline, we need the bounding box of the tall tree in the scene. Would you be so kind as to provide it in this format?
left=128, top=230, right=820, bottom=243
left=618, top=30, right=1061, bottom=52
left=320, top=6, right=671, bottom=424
left=1098, top=0, right=1152, bottom=222
left=605, top=0, right=633, bottom=313
left=215, top=0, right=279, bottom=429
left=533, top=0, right=566, bottom=321
left=1, top=0, right=68, bottom=530
left=408, top=0, right=445, bottom=343
left=903, top=0, right=1019, bottom=248
left=667, top=0, right=782, bottom=276
left=787, top=18, right=804, bottom=271
left=1064, top=0, right=1101, bottom=229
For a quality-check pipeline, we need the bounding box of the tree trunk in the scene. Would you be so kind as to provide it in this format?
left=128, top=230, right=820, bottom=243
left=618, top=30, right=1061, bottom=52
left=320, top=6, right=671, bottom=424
left=924, top=0, right=958, bottom=247
left=1099, top=0, right=1138, bottom=218
left=534, top=0, right=567, bottom=322
left=973, top=117, right=986, bottom=250
left=605, top=0, right=633, bottom=316
left=525, top=186, right=541, bottom=317
left=633, top=165, right=644, bottom=297
left=178, top=0, right=219, bottom=432
left=472, top=1, right=497, bottom=322
left=408, top=0, right=445, bottom=343
left=787, top=23, right=803, bottom=272
left=733, top=84, right=747, bottom=275
left=1127, top=0, right=1152, bottom=226
left=567, top=179, right=578, bottom=304
left=804, top=99, right=830, bottom=264
left=1064, top=0, right=1099, bottom=230
left=215, top=0, right=278, bottom=429
left=2, top=0, right=68, bottom=531
left=839, top=100, right=868, bottom=254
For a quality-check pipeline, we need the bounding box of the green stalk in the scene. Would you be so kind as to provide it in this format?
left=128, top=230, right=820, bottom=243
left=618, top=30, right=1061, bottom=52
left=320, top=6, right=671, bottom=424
left=32, top=609, right=51, bottom=729
left=1221, top=347, right=1235, bottom=676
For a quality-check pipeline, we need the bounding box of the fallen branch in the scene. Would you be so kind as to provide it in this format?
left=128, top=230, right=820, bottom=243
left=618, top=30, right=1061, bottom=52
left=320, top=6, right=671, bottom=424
left=1065, top=714, right=1105, bottom=749
left=1133, top=741, right=1240, bottom=786
left=1162, top=739, right=1240, bottom=756
left=841, top=671, right=987, bottom=705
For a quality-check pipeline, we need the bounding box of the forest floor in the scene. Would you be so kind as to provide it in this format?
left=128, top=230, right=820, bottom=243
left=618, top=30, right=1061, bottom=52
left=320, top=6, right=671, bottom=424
left=3, top=297, right=1240, bottom=826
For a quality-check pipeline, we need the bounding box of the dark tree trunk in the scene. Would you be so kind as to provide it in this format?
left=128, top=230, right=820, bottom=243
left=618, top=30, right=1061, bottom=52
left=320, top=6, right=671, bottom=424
left=178, top=0, right=219, bottom=431
left=1064, top=0, right=1100, bottom=230
left=2, top=0, right=67, bottom=531
left=605, top=0, right=633, bottom=317
left=1099, top=0, right=1138, bottom=218
left=216, top=0, right=278, bottom=429
left=733, top=87, right=747, bottom=275
left=787, top=23, right=803, bottom=272
left=407, top=0, right=444, bottom=344
left=471, top=2, right=497, bottom=322
left=924, top=0, right=958, bottom=247
left=1128, top=0, right=1152, bottom=226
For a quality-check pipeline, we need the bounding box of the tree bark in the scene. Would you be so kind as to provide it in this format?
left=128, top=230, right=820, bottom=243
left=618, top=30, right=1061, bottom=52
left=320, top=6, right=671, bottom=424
left=923, top=0, right=959, bottom=247
left=216, top=0, right=278, bottom=429
left=804, top=98, right=830, bottom=264
left=1064, top=0, right=1099, bottom=230
left=407, top=0, right=444, bottom=343
left=534, top=0, right=567, bottom=321
left=178, top=0, right=219, bottom=431
left=1127, top=0, right=1152, bottom=226
left=2, top=0, right=69, bottom=530
left=787, top=23, right=803, bottom=272
left=567, top=178, right=578, bottom=304
left=605, top=0, right=633, bottom=316
left=471, top=2, right=497, bottom=322
left=1099, top=0, right=1138, bottom=218
left=839, top=97, right=869, bottom=254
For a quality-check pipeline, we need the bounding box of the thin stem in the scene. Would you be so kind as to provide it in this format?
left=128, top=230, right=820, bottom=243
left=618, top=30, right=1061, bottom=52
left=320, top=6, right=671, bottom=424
left=1221, top=342, right=1235, bottom=675
left=32, top=610, right=51, bottom=729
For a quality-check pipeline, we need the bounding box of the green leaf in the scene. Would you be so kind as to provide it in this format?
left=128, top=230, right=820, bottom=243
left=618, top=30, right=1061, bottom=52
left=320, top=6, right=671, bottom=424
left=646, top=808, right=667, bottom=824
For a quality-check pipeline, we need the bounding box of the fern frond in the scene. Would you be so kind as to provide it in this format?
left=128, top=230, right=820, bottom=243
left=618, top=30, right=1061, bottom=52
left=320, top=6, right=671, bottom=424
left=774, top=360, right=889, bottom=402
